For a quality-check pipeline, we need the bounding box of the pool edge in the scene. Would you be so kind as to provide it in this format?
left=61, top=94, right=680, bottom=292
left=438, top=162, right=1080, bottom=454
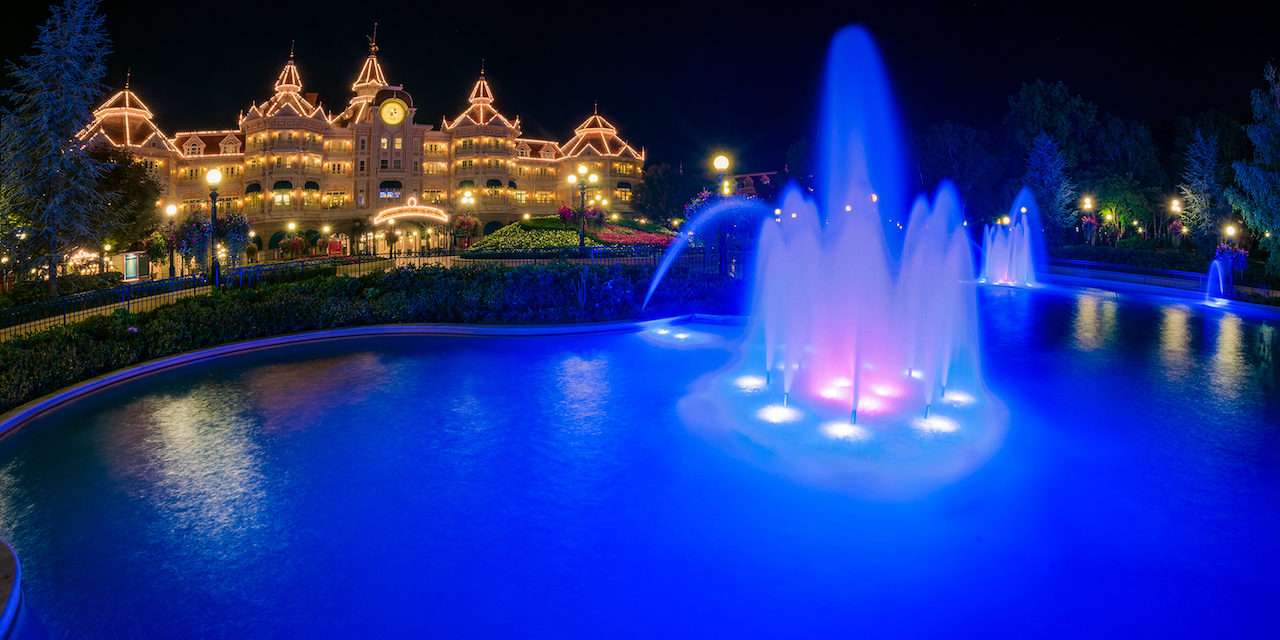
left=0, top=540, right=18, bottom=640
left=0, top=316, right=733, bottom=441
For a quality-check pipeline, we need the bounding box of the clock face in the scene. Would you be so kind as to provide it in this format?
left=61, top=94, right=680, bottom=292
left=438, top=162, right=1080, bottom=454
left=380, top=99, right=407, bottom=126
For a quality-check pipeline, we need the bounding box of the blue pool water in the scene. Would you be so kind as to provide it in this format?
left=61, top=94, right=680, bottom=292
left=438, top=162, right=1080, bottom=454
left=2, top=285, right=1278, bottom=638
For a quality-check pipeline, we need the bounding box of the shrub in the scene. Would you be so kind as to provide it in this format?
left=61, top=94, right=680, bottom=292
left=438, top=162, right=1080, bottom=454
left=0, top=272, right=125, bottom=309
left=0, top=263, right=740, bottom=413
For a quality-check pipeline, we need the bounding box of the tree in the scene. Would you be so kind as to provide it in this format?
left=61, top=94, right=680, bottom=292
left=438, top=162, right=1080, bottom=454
left=1023, top=132, right=1076, bottom=242
left=631, top=163, right=701, bottom=221
left=0, top=0, right=111, bottom=296
left=93, top=148, right=162, bottom=250
left=1228, top=65, right=1280, bottom=276
left=1177, top=129, right=1222, bottom=241
left=916, top=122, right=1002, bottom=219
left=1005, top=80, right=1098, bottom=170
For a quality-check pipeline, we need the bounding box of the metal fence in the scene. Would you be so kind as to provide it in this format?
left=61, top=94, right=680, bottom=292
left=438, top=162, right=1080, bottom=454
left=0, top=246, right=738, bottom=341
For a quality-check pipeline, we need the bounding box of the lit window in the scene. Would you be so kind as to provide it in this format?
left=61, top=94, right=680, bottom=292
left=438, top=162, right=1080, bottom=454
left=394, top=137, right=402, bottom=150
left=380, top=138, right=388, bottom=150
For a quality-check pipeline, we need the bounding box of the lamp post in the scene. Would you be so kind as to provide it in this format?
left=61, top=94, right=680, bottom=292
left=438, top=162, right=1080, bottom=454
left=566, top=163, right=599, bottom=254
left=712, top=153, right=732, bottom=276
left=164, top=203, right=178, bottom=278
left=206, top=168, right=223, bottom=286
left=459, top=190, right=476, bottom=250
left=1169, top=198, right=1182, bottom=242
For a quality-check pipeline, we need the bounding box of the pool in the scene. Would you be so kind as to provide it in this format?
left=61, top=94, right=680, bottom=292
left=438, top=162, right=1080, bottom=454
left=1, top=285, right=1278, bottom=638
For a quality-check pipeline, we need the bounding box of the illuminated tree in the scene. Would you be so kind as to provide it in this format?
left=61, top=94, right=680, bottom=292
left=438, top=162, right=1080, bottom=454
left=1228, top=65, right=1280, bottom=276
left=1177, top=130, right=1222, bottom=241
left=0, top=0, right=111, bottom=296
left=1023, top=132, right=1076, bottom=241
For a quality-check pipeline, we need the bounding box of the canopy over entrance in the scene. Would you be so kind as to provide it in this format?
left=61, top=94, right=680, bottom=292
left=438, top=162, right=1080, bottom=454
left=370, top=197, right=450, bottom=226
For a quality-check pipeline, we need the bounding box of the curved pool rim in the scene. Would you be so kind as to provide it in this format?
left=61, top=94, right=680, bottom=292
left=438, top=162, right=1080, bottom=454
left=0, top=540, right=18, bottom=639
left=0, top=316, right=720, bottom=442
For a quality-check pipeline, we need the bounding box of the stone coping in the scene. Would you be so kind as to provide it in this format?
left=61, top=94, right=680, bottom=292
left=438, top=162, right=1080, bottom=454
left=1, top=541, right=18, bottom=639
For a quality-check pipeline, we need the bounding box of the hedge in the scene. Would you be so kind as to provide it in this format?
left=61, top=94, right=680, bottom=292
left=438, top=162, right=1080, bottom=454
left=0, top=263, right=741, bottom=413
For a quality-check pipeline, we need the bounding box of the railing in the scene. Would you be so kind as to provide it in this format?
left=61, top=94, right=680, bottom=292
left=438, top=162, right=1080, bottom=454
left=0, top=246, right=739, bottom=341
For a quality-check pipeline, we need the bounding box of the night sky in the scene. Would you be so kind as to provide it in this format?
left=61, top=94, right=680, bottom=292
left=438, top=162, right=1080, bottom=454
left=3, top=1, right=1278, bottom=173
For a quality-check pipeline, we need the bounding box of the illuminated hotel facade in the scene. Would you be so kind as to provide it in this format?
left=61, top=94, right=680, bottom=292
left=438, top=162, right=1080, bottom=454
left=77, top=39, right=646, bottom=239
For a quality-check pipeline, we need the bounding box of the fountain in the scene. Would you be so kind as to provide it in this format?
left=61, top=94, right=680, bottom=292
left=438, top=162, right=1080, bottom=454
left=1205, top=258, right=1233, bottom=302
left=649, top=26, right=1007, bottom=494
left=980, top=188, right=1044, bottom=286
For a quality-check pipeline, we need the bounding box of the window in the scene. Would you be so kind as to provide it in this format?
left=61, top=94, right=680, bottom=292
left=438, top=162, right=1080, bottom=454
left=514, top=190, right=528, bottom=204
left=273, top=191, right=291, bottom=206
left=379, top=181, right=402, bottom=200
left=413, top=160, right=420, bottom=173
left=460, top=159, right=474, bottom=171
left=393, top=158, right=401, bottom=170
left=358, top=159, right=366, bottom=173
left=358, top=137, right=367, bottom=151
left=540, top=148, right=555, bottom=159
left=185, top=142, right=202, bottom=156
left=380, top=137, right=389, bottom=150
left=516, top=146, right=530, bottom=157
left=534, top=191, right=553, bottom=204
left=614, top=163, right=635, bottom=176
left=324, top=191, right=347, bottom=209
left=425, top=143, right=444, bottom=155
left=460, top=139, right=474, bottom=151
left=380, top=159, right=389, bottom=170
left=394, top=137, right=402, bottom=150
left=422, top=189, right=444, bottom=204
left=329, top=162, right=343, bottom=175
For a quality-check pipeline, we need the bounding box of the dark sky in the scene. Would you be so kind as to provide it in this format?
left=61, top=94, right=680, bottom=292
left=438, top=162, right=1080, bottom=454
left=3, top=1, right=1277, bottom=172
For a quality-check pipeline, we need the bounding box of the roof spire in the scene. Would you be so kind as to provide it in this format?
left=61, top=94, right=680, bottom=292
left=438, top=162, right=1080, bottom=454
left=593, top=99, right=598, bottom=115
left=368, top=21, right=379, bottom=54
left=480, top=58, right=486, bottom=76
left=124, top=67, right=131, bottom=89
left=289, top=40, right=295, bottom=59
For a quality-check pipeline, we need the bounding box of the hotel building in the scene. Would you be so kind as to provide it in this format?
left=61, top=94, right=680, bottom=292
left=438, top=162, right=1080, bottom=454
left=77, top=38, right=646, bottom=242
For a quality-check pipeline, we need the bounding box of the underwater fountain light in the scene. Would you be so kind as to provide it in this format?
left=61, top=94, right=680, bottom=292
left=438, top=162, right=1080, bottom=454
left=758, top=404, right=801, bottom=424
left=822, top=421, right=871, bottom=442
left=913, top=415, right=958, bottom=434
left=735, top=375, right=767, bottom=392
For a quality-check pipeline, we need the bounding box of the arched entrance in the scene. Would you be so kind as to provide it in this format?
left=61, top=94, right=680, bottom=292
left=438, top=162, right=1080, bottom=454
left=370, top=198, right=451, bottom=253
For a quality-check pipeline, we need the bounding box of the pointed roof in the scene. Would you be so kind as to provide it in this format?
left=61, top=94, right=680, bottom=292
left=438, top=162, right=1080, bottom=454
left=351, top=25, right=387, bottom=94
left=77, top=76, right=177, bottom=152
left=245, top=49, right=325, bottom=122
left=559, top=107, right=643, bottom=160
left=275, top=45, right=302, bottom=93
left=443, top=69, right=519, bottom=131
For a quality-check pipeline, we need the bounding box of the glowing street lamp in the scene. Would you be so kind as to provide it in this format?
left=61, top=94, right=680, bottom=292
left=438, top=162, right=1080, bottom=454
left=567, top=167, right=600, bottom=252
left=164, top=203, right=178, bottom=278
left=1081, top=196, right=1094, bottom=211
left=1170, top=198, right=1182, bottom=214
left=1224, top=224, right=1238, bottom=239
left=205, top=168, right=223, bottom=286
left=712, top=153, right=733, bottom=275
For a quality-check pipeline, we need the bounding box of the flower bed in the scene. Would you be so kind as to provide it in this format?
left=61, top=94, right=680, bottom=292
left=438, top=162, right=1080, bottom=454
left=469, top=224, right=600, bottom=252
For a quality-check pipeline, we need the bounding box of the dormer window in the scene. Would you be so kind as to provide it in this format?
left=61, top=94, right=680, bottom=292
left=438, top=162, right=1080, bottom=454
left=185, top=140, right=203, bottom=156
left=220, top=137, right=241, bottom=155
left=540, top=148, right=555, bottom=159
left=516, top=145, right=530, bottom=157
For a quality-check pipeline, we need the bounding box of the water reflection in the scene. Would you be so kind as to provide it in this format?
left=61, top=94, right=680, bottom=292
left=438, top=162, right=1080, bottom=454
left=1072, top=294, right=1118, bottom=351
left=1159, top=305, right=1192, bottom=379
left=100, top=386, right=266, bottom=549
left=242, top=352, right=387, bottom=432
left=1210, top=314, right=1245, bottom=402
